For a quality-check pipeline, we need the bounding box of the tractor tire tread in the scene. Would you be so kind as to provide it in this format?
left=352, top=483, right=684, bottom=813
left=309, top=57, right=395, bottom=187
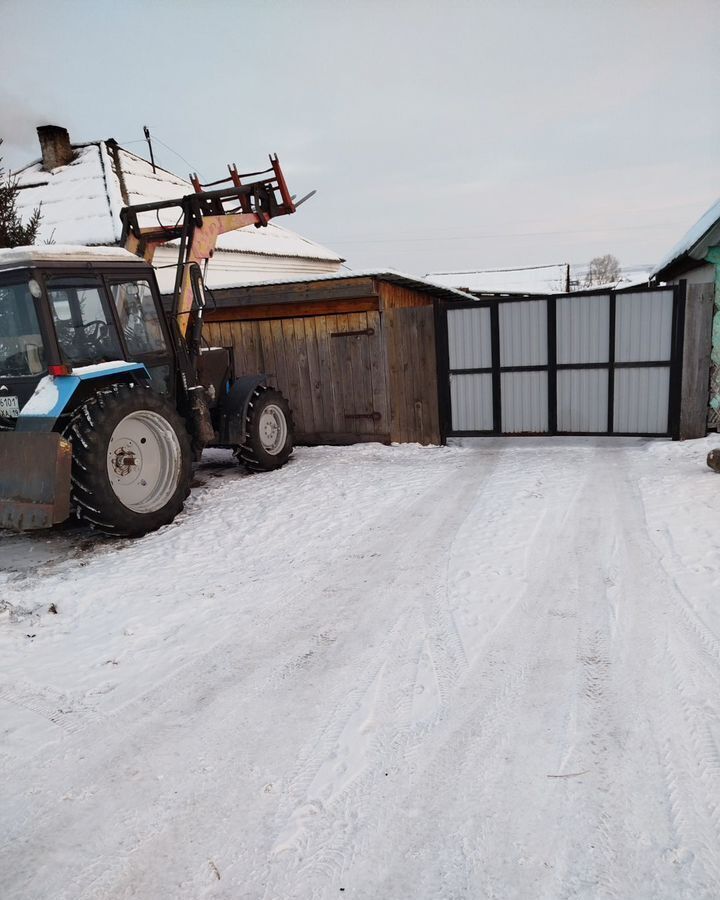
left=65, top=382, right=192, bottom=537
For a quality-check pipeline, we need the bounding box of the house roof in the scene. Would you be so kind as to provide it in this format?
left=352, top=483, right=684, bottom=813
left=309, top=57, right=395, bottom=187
left=13, top=141, right=343, bottom=264
left=427, top=264, right=570, bottom=294
left=652, top=197, right=720, bottom=280
left=195, top=268, right=477, bottom=305
left=427, top=263, right=652, bottom=295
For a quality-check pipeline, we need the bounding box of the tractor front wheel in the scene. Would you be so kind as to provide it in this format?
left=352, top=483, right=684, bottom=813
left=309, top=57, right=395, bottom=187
left=68, top=383, right=192, bottom=536
left=237, top=386, right=294, bottom=472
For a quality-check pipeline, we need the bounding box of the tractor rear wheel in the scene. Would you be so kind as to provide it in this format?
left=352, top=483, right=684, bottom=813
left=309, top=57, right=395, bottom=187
left=68, top=383, right=192, bottom=536
left=237, top=386, right=294, bottom=472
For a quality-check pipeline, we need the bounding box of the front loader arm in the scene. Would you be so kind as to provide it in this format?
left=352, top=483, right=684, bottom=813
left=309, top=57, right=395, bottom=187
left=120, top=155, right=297, bottom=338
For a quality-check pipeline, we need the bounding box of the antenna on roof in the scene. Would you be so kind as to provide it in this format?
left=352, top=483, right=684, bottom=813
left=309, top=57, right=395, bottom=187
left=143, top=125, right=156, bottom=174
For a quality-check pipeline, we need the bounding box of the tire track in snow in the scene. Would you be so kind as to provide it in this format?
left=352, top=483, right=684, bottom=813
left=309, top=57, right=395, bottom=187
left=260, top=448, right=588, bottom=899
left=0, top=449, right=497, bottom=900
left=0, top=681, right=102, bottom=735
left=257, top=457, right=504, bottom=899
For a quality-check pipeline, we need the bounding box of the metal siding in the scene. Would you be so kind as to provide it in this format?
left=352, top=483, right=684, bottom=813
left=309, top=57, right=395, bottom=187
left=447, top=308, right=492, bottom=369
left=614, top=367, right=670, bottom=433
left=450, top=373, right=493, bottom=430
left=615, top=291, right=674, bottom=362
left=499, top=301, right=547, bottom=366
left=556, top=295, right=610, bottom=364
left=557, top=370, right=608, bottom=432
left=501, top=372, right=548, bottom=433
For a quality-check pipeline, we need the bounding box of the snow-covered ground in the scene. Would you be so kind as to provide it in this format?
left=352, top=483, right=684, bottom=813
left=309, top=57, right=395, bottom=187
left=2, top=437, right=720, bottom=899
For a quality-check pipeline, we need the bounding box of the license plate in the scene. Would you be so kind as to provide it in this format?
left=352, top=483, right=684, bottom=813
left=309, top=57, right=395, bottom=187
left=0, top=396, right=19, bottom=418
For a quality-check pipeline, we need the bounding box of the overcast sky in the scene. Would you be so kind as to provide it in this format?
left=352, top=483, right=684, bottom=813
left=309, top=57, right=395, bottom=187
left=1, top=0, right=719, bottom=276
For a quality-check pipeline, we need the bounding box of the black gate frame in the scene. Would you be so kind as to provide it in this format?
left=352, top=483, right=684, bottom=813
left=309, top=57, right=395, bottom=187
left=437, top=283, right=686, bottom=440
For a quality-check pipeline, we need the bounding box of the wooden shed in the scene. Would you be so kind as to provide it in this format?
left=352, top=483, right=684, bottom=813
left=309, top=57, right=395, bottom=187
left=197, top=272, right=467, bottom=445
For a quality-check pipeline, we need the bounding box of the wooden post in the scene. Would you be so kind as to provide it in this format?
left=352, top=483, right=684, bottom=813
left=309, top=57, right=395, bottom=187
left=679, top=282, right=715, bottom=439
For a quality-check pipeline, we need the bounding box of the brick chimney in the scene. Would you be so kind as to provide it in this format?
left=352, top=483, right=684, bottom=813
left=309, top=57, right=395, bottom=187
left=37, top=125, right=75, bottom=171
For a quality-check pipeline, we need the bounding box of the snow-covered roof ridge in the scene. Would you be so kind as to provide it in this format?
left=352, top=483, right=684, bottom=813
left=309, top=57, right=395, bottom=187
left=652, top=197, right=720, bottom=279
left=13, top=138, right=343, bottom=263
left=205, top=267, right=478, bottom=300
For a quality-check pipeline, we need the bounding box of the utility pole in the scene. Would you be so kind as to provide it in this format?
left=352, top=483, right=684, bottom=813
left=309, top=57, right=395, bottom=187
left=143, top=126, right=156, bottom=174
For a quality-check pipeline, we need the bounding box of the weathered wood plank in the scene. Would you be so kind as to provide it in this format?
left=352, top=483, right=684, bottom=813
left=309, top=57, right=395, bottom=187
left=269, top=318, right=291, bottom=403
left=257, top=319, right=277, bottom=388
left=680, top=282, right=714, bottom=439
left=378, top=281, right=434, bottom=311
left=384, top=307, right=408, bottom=443
left=296, top=431, right=391, bottom=446
left=314, top=316, right=341, bottom=433
left=208, top=277, right=379, bottom=308
left=302, top=317, right=326, bottom=432
left=240, top=321, right=263, bottom=374
left=205, top=322, right=223, bottom=347
left=292, top=316, right=316, bottom=435
left=327, top=314, right=354, bottom=434
left=344, top=312, right=374, bottom=434
left=278, top=318, right=304, bottom=433
left=204, top=297, right=379, bottom=322
left=384, top=307, right=440, bottom=444
left=366, top=310, right=389, bottom=437
left=414, top=306, right=441, bottom=444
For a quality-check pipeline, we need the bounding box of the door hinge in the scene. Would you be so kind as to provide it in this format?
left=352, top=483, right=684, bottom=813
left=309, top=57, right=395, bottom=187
left=330, top=328, right=375, bottom=338
left=344, top=412, right=382, bottom=421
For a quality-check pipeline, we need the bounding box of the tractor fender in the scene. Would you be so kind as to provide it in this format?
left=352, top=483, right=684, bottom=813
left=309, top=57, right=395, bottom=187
left=15, top=363, right=149, bottom=433
left=218, top=375, right=269, bottom=445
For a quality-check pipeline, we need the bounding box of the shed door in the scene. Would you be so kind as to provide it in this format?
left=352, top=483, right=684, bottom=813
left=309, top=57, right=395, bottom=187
left=205, top=312, right=389, bottom=443
left=445, top=286, right=682, bottom=437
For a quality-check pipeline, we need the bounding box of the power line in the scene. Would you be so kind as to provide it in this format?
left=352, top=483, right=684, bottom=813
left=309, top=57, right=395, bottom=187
left=328, top=221, right=679, bottom=246
left=429, top=263, right=568, bottom=276
left=145, top=132, right=204, bottom=180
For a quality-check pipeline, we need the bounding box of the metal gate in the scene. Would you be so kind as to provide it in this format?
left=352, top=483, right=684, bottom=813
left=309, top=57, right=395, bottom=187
left=442, top=285, right=685, bottom=437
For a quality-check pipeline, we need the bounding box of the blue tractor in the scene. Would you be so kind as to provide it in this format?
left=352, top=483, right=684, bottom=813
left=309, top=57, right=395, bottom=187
left=0, top=159, right=298, bottom=536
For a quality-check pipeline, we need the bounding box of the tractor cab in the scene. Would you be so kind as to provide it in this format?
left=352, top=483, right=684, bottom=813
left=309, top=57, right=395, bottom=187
left=0, top=247, right=177, bottom=429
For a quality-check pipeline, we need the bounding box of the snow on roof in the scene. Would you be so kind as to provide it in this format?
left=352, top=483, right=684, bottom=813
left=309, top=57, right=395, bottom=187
left=205, top=267, right=477, bottom=301
left=427, top=264, right=570, bottom=294
left=14, top=144, right=120, bottom=245
left=0, top=244, right=142, bottom=271
left=652, top=197, right=720, bottom=278
left=13, top=141, right=343, bottom=263
left=428, top=263, right=653, bottom=295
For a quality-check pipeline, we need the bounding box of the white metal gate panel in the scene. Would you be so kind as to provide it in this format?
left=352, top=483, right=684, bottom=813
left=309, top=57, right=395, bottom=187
left=501, top=371, right=548, bottom=432
left=445, top=286, right=682, bottom=437
left=557, top=369, right=609, bottom=432
left=556, top=295, right=609, bottom=364
left=499, top=300, right=547, bottom=366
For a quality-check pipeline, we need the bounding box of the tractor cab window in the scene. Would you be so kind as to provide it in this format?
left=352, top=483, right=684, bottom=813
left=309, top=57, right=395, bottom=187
left=110, top=280, right=167, bottom=356
left=47, top=279, right=123, bottom=366
left=0, top=281, right=46, bottom=376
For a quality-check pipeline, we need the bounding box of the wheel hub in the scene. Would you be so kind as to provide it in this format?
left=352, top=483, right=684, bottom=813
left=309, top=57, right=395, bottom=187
left=111, top=443, right=139, bottom=478
left=257, top=403, right=288, bottom=455
left=106, top=411, right=181, bottom=513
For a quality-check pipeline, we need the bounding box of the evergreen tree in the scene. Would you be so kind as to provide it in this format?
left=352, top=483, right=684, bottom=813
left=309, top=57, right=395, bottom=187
left=0, top=139, right=41, bottom=248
